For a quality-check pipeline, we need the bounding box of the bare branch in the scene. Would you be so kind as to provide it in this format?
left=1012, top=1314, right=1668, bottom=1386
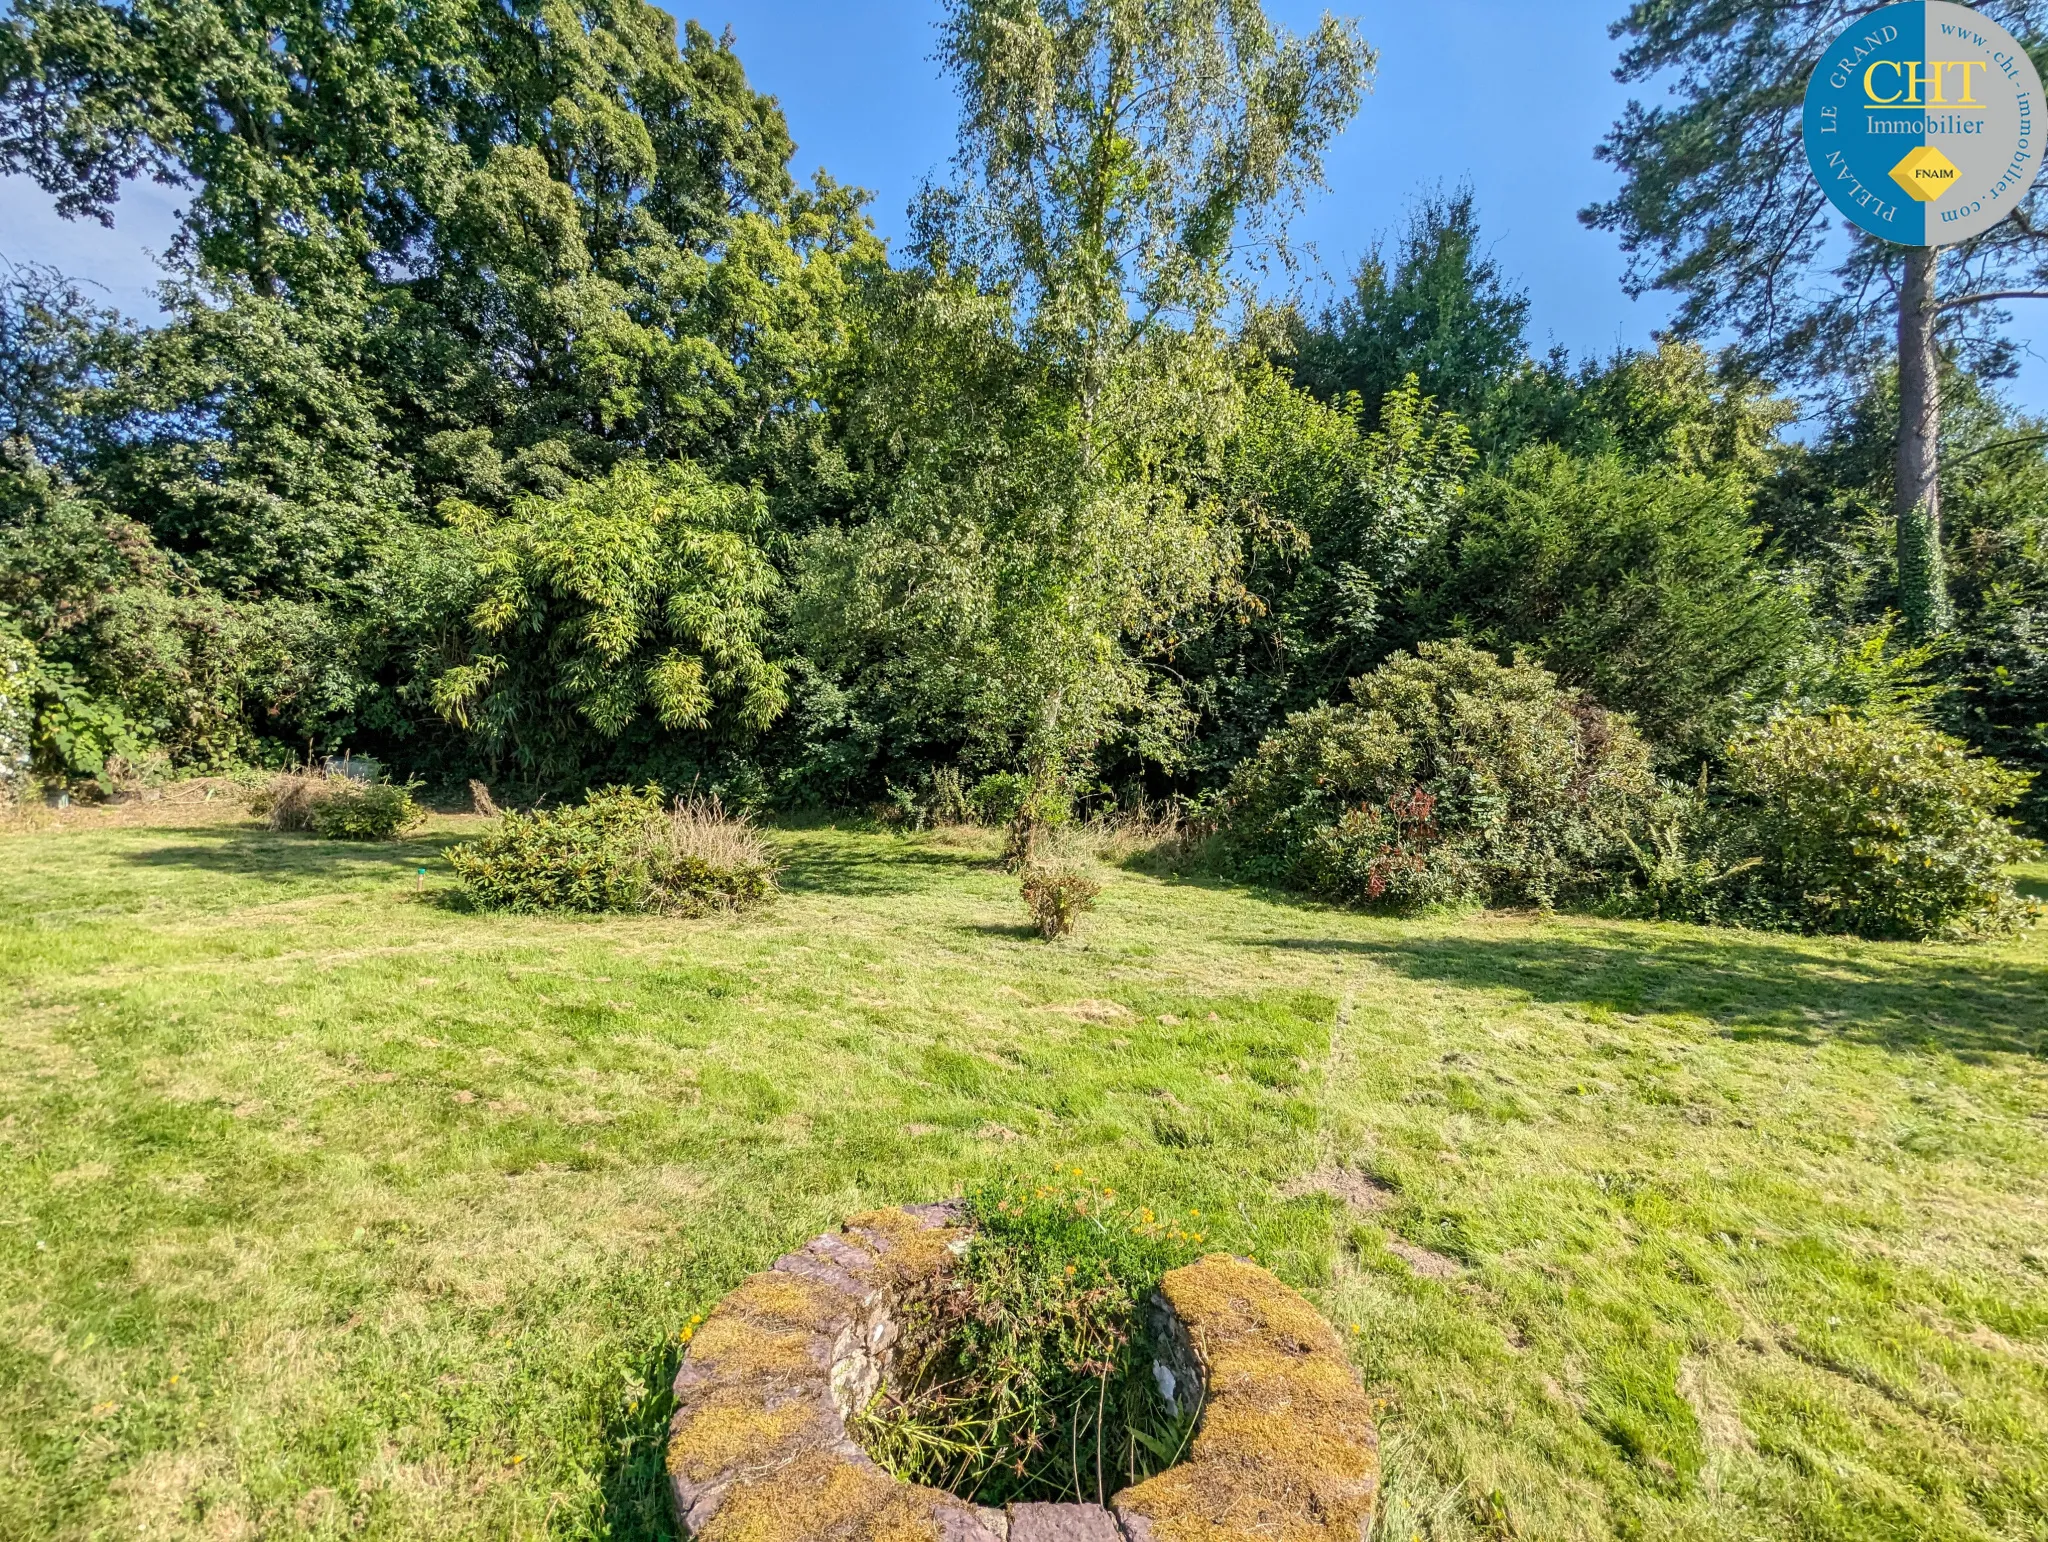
left=1937, top=289, right=2048, bottom=313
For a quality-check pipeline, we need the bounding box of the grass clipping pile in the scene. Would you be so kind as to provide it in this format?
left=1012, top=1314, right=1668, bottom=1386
left=449, top=786, right=776, bottom=916
left=852, top=1181, right=1206, bottom=1506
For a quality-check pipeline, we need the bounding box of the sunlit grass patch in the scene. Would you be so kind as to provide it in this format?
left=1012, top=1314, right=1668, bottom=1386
left=0, top=815, right=2043, bottom=1540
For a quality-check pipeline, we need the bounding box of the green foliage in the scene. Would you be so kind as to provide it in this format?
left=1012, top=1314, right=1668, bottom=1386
left=434, top=462, right=787, bottom=779
left=796, top=0, right=1373, bottom=818
left=1290, top=186, right=1531, bottom=428
left=1185, top=370, right=1473, bottom=773
left=0, top=257, right=126, bottom=465
left=31, top=665, right=144, bottom=781
left=0, top=0, right=871, bottom=777
left=1958, top=601, right=2048, bottom=831
left=447, top=786, right=775, bottom=916
left=879, top=767, right=983, bottom=831
left=1534, top=341, right=1793, bottom=484
left=449, top=789, right=669, bottom=914
left=1775, top=621, right=1947, bottom=723
left=970, top=772, right=1031, bottom=827
left=1224, top=641, right=1657, bottom=912
left=854, top=1178, right=1205, bottom=1506
left=249, top=771, right=420, bottom=841
left=794, top=276, right=1240, bottom=804
left=934, top=0, right=1374, bottom=337
left=307, top=780, right=424, bottom=842
left=0, top=622, right=31, bottom=790
left=1283, top=190, right=1792, bottom=476
left=0, top=455, right=357, bottom=768
left=1763, top=368, right=2048, bottom=827
left=1582, top=4, right=2045, bottom=650
left=1610, top=784, right=1762, bottom=927
left=1400, top=444, right=1809, bottom=758
left=1716, top=712, right=2039, bottom=941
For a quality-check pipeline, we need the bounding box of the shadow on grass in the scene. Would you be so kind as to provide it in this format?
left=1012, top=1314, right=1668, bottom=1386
left=773, top=839, right=984, bottom=897
left=2017, top=868, right=2048, bottom=905
left=596, top=1338, right=686, bottom=1541
left=120, top=828, right=464, bottom=884
left=1258, top=929, right=2048, bottom=1060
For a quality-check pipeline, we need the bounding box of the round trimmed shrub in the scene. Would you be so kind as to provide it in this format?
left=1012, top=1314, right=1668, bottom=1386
left=1223, top=641, right=1657, bottom=911
left=1716, top=711, right=2039, bottom=939
left=308, top=781, right=424, bottom=841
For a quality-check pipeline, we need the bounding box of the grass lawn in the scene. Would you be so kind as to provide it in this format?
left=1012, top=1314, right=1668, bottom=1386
left=2, top=816, right=2045, bottom=1542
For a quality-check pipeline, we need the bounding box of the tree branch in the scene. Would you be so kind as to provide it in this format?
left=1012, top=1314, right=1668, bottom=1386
left=1945, top=431, right=2048, bottom=468
left=1936, top=289, right=2048, bottom=313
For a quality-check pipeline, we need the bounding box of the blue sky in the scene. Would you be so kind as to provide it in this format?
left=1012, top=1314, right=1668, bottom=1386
left=6, top=0, right=2047, bottom=410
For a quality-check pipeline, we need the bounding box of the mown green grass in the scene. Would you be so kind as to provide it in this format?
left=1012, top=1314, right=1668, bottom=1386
left=1, top=818, right=2044, bottom=1541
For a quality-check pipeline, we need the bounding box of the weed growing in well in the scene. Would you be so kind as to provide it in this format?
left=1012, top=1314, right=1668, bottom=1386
left=853, top=1177, right=1213, bottom=1505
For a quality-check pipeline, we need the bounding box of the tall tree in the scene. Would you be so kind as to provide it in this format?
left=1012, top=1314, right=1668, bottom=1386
left=1583, top=0, right=2048, bottom=638
left=804, top=0, right=1376, bottom=821
left=1291, top=186, right=1531, bottom=427
left=932, top=0, right=1373, bottom=437
left=0, top=0, right=876, bottom=770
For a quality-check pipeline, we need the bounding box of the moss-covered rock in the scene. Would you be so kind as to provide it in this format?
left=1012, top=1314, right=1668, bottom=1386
left=1113, top=1255, right=1378, bottom=1541
left=666, top=1204, right=1003, bottom=1542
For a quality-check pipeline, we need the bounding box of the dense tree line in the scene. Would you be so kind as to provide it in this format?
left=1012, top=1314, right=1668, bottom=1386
left=0, top=0, right=2042, bottom=841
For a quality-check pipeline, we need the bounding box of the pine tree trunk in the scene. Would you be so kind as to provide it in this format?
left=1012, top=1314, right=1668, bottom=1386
left=1896, top=244, right=1952, bottom=637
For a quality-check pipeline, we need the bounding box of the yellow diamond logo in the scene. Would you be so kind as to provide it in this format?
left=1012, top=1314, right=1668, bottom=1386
left=1891, top=145, right=1961, bottom=202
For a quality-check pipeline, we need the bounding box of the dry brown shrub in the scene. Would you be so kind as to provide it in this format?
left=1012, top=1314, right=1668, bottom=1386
left=644, top=796, right=778, bottom=914
left=249, top=770, right=334, bottom=832
left=1020, top=861, right=1101, bottom=941
left=654, top=795, right=772, bottom=872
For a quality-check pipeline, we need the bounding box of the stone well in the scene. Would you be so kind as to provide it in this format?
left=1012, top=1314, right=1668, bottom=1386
left=665, top=1203, right=1379, bottom=1541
